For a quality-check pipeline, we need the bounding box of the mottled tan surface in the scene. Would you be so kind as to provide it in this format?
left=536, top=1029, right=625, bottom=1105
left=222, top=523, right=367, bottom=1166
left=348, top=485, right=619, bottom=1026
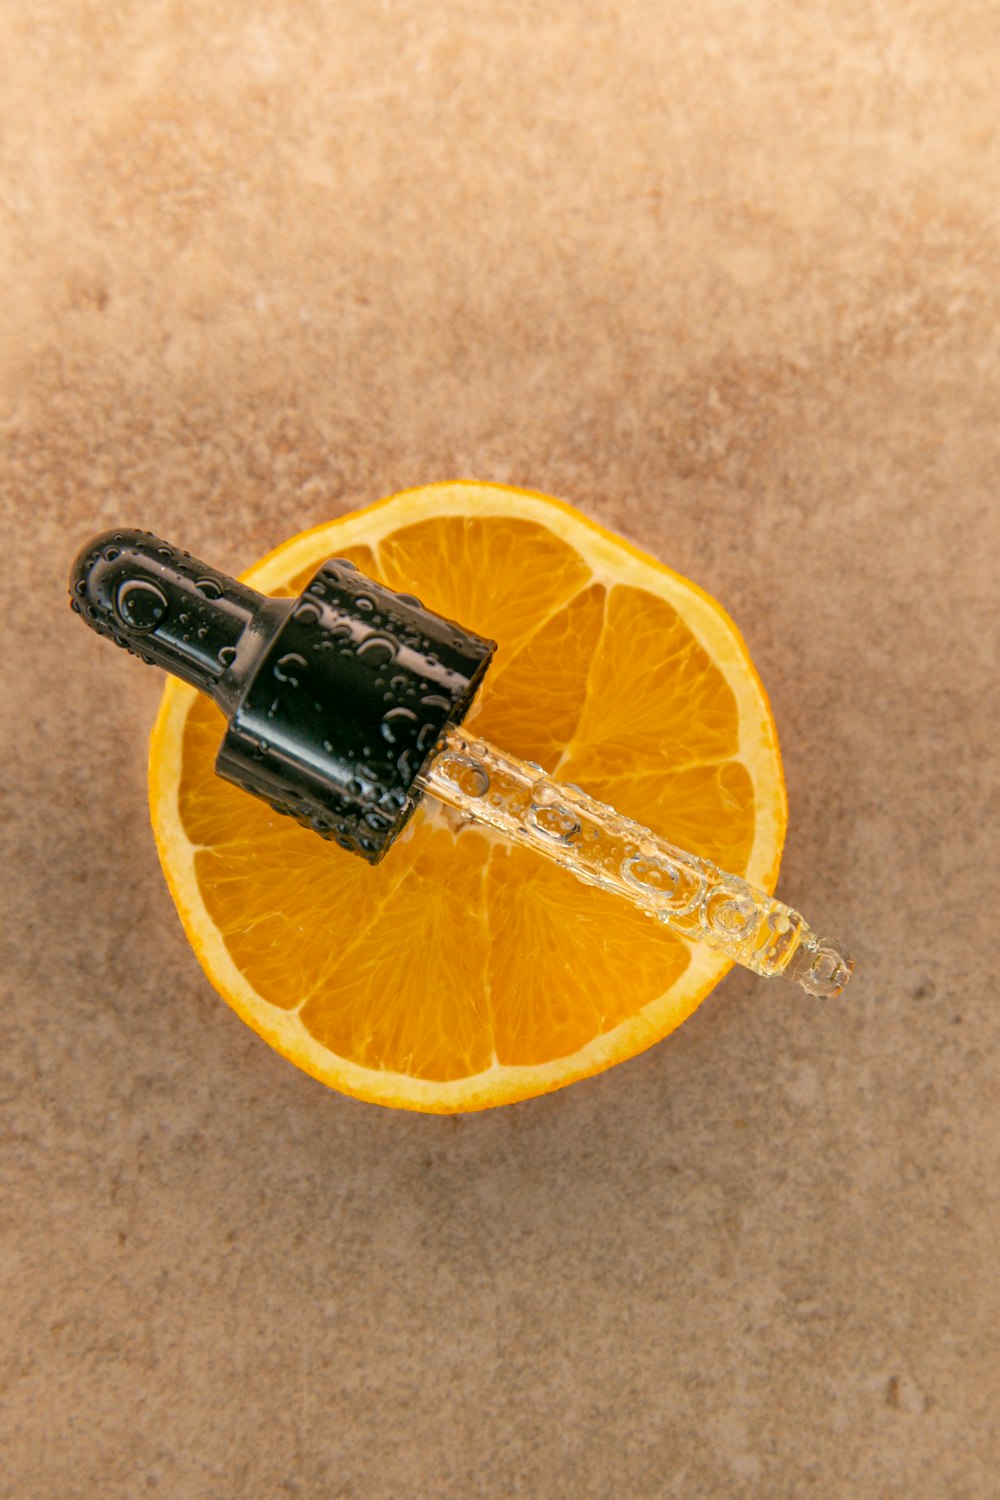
left=2, top=3, right=998, bottom=1496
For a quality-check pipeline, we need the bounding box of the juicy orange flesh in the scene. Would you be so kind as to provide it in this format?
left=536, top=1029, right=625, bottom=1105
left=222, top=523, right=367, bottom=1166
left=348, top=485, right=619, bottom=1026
left=176, top=517, right=755, bottom=1083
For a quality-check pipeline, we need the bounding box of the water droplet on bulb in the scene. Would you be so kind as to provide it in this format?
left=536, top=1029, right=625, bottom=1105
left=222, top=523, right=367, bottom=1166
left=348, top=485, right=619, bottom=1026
left=355, top=595, right=374, bottom=612
left=421, top=693, right=451, bottom=713
left=104, top=546, right=121, bottom=562
left=115, top=578, right=168, bottom=633
left=195, top=577, right=222, bottom=600
left=294, top=600, right=322, bottom=626
left=217, top=645, right=237, bottom=668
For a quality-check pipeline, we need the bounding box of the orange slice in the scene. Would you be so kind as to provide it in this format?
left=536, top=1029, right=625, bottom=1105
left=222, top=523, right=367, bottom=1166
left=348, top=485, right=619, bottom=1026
left=149, top=483, right=786, bottom=1110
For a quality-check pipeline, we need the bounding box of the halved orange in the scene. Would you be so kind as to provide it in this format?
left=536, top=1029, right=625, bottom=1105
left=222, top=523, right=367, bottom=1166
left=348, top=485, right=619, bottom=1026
left=149, top=483, right=786, bottom=1110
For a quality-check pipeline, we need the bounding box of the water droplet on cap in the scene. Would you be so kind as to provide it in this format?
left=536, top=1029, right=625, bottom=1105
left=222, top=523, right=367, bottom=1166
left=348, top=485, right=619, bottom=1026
left=273, top=652, right=307, bottom=685
left=195, top=577, right=222, bottom=600
left=380, top=706, right=419, bottom=744
left=357, top=634, right=397, bottom=668
left=217, top=645, right=237, bottom=668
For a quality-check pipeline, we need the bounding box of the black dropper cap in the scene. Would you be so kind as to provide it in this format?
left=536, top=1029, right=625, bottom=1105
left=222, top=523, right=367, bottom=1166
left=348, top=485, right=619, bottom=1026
left=70, top=529, right=496, bottom=863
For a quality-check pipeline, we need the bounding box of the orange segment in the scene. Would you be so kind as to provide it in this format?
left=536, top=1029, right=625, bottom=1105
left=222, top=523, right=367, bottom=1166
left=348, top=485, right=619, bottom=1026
left=470, top=582, right=607, bottom=769
left=565, top=585, right=741, bottom=766
left=485, top=845, right=691, bottom=1067
left=149, top=482, right=787, bottom=1111
left=375, top=516, right=593, bottom=665
left=300, top=826, right=494, bottom=1082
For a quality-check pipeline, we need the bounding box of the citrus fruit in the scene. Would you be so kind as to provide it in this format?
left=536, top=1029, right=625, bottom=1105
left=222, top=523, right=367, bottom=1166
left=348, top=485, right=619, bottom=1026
left=149, top=483, right=787, bottom=1111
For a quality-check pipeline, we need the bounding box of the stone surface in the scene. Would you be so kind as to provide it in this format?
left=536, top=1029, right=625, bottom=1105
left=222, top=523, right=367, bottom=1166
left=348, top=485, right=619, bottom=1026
left=2, top=3, right=998, bottom=1496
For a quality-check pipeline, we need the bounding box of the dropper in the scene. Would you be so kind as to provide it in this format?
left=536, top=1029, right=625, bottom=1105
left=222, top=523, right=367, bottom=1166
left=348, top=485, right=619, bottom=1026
left=70, top=529, right=854, bottom=1000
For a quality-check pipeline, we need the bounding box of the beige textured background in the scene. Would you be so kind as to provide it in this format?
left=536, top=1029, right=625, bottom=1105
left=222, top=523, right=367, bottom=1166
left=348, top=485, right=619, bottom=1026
left=2, top=3, right=998, bottom=1497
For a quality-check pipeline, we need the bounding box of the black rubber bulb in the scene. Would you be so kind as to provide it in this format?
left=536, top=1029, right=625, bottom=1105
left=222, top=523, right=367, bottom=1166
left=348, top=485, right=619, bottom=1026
left=70, top=529, right=495, bottom=863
